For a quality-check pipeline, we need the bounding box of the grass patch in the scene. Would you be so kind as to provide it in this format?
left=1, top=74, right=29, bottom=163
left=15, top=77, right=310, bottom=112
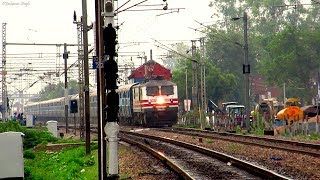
left=24, top=146, right=97, bottom=180
left=206, top=139, right=214, bottom=143
left=175, top=124, right=200, bottom=129
left=54, top=139, right=85, bottom=144
left=25, top=143, right=134, bottom=179
left=296, top=134, right=320, bottom=140
left=225, top=145, right=242, bottom=150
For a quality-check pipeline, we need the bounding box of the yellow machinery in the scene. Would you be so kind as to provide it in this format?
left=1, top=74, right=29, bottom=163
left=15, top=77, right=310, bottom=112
left=254, top=98, right=284, bottom=121
left=276, top=98, right=303, bottom=121
left=274, top=98, right=303, bottom=135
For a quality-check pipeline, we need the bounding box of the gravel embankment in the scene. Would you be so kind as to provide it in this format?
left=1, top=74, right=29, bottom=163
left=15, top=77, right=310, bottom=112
left=119, top=142, right=179, bottom=180
left=58, top=128, right=179, bottom=179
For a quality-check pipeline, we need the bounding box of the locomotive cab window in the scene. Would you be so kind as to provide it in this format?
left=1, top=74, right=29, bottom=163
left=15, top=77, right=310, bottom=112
left=146, top=86, right=159, bottom=96
left=161, top=85, right=174, bottom=95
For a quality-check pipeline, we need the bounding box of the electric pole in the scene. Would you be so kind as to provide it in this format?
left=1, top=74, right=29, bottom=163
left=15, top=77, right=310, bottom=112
left=243, top=11, right=250, bottom=130
left=200, top=37, right=206, bottom=129
left=2, top=23, right=8, bottom=119
left=95, top=0, right=106, bottom=179
left=185, top=68, right=189, bottom=112
left=81, top=0, right=91, bottom=155
left=191, top=40, right=198, bottom=112
left=63, top=43, right=69, bottom=134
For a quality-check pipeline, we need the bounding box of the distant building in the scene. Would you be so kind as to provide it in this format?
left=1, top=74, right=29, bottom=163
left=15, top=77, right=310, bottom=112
left=128, top=60, right=171, bottom=83
left=251, top=74, right=281, bottom=102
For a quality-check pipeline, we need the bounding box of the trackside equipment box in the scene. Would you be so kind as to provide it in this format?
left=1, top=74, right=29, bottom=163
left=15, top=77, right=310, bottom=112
left=47, top=120, right=58, bottom=138
left=0, top=132, right=24, bottom=179
left=26, top=114, right=35, bottom=127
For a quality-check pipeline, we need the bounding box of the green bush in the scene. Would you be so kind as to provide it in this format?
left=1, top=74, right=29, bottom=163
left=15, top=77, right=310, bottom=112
left=0, top=121, right=24, bottom=133
left=0, top=121, right=58, bottom=149
left=24, top=166, right=33, bottom=180
left=24, top=149, right=36, bottom=159
left=91, top=143, right=98, bottom=151
left=23, top=129, right=58, bottom=149
left=250, top=113, right=265, bottom=136
left=235, top=125, right=242, bottom=134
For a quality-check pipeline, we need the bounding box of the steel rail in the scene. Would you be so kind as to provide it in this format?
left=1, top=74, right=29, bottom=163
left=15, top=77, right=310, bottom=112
left=177, top=127, right=320, bottom=149
left=159, top=127, right=320, bottom=157
left=120, top=136, right=194, bottom=180
left=121, top=130, right=291, bottom=180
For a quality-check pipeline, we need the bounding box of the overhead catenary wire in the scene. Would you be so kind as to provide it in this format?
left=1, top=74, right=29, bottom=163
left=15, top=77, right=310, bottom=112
left=193, top=20, right=243, bottom=47
left=7, top=55, right=86, bottom=94
left=116, top=0, right=149, bottom=14
left=115, top=0, right=132, bottom=12
left=152, top=38, right=196, bottom=63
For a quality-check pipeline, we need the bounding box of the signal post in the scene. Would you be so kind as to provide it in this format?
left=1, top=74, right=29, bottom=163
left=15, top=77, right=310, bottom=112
left=102, top=0, right=119, bottom=179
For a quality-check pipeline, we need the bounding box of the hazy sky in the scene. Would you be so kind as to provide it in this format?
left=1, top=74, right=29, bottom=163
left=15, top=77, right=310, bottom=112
left=0, top=0, right=213, bottom=61
left=0, top=0, right=213, bottom=96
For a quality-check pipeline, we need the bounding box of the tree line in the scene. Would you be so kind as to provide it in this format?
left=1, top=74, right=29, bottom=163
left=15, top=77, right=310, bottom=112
left=31, top=80, right=79, bottom=102
left=167, top=0, right=320, bottom=106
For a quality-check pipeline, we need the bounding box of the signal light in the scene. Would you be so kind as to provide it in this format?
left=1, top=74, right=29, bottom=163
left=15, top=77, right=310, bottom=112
left=104, top=57, right=118, bottom=90
left=105, top=1, right=113, bottom=12
left=107, top=90, right=119, bottom=107
left=106, top=90, right=119, bottom=122
left=103, top=23, right=117, bottom=57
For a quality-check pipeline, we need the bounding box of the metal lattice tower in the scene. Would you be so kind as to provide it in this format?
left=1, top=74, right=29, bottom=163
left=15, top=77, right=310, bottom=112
left=191, top=40, right=198, bottom=111
left=200, top=38, right=206, bottom=114
left=76, top=21, right=85, bottom=139
left=2, top=23, right=7, bottom=119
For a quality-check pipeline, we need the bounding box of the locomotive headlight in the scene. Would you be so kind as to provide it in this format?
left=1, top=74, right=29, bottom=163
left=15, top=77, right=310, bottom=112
left=156, top=97, right=165, bottom=104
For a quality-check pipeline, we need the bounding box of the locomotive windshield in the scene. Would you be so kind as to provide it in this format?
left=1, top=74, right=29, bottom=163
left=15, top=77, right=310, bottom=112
left=146, top=86, right=159, bottom=96
left=161, top=85, right=174, bottom=95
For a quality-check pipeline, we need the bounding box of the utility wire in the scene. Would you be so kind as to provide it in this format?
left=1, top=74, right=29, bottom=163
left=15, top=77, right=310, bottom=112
left=194, top=20, right=243, bottom=47
left=115, top=0, right=132, bottom=12
left=13, top=57, right=83, bottom=94
left=189, top=26, right=242, bottom=47
left=152, top=38, right=197, bottom=63
left=116, top=0, right=148, bottom=14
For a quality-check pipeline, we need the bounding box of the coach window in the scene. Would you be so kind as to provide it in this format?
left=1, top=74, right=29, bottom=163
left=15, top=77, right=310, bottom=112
left=146, top=86, right=159, bottom=96
left=161, top=85, right=174, bottom=95
left=134, top=88, right=137, bottom=99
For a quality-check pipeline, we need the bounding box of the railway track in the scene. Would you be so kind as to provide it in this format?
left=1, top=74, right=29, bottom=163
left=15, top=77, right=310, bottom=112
left=156, top=127, right=320, bottom=157
left=120, top=130, right=291, bottom=180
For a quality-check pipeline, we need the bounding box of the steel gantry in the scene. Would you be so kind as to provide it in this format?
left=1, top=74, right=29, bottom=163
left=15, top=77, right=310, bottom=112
left=74, top=17, right=85, bottom=139
left=2, top=23, right=8, bottom=119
